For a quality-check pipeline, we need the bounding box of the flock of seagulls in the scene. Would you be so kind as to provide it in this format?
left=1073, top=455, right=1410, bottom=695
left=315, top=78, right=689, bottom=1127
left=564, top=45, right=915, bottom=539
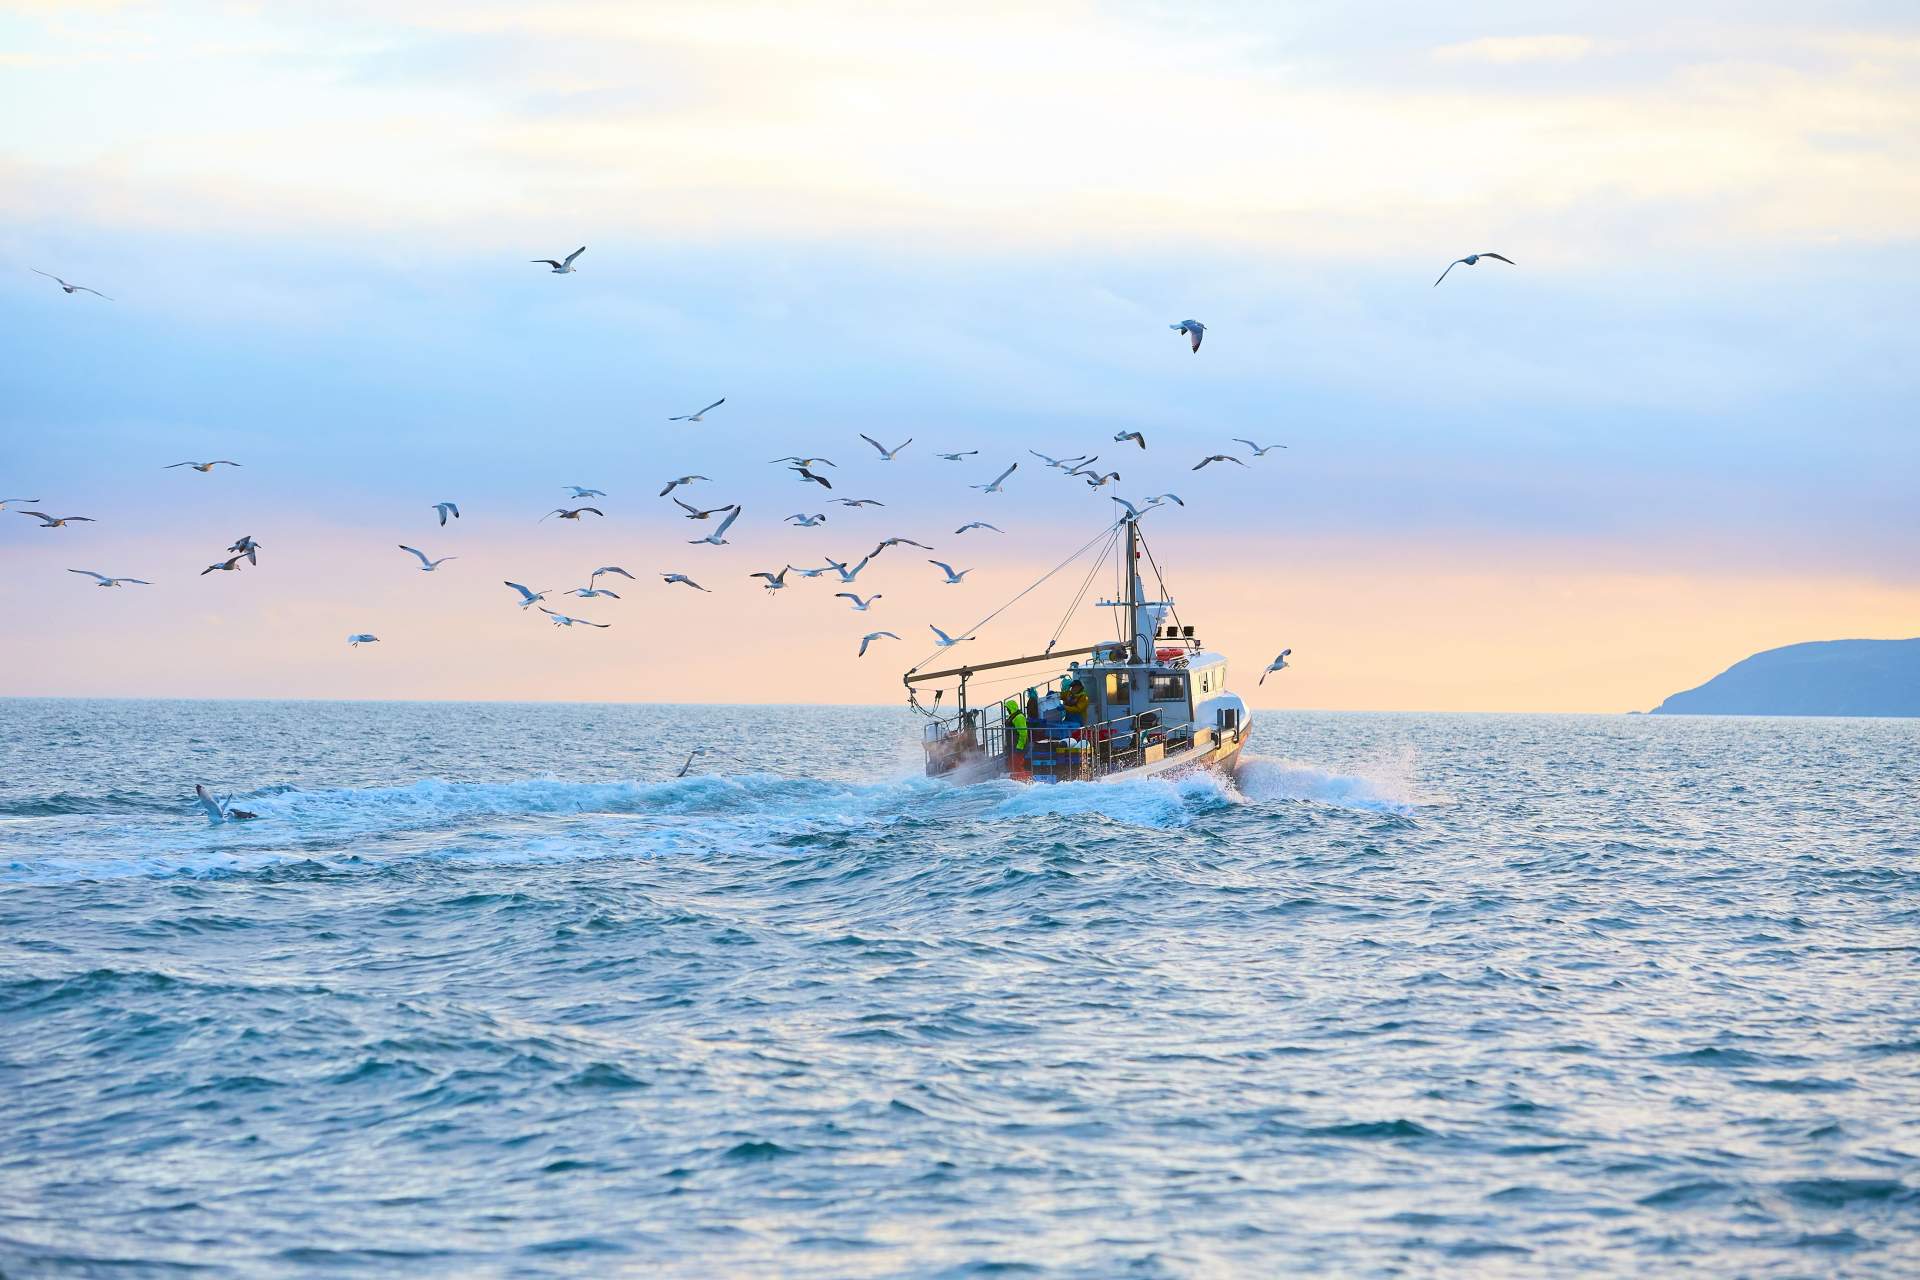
left=19, top=246, right=1517, bottom=671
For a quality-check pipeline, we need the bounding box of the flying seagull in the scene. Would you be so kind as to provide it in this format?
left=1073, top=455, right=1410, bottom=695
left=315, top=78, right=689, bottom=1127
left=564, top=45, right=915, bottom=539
left=1029, top=450, right=1090, bottom=470
left=1065, top=457, right=1103, bottom=478
left=792, top=466, right=834, bottom=490
left=870, top=536, right=932, bottom=552
left=659, top=475, right=710, bottom=497
left=832, top=497, right=884, bottom=508
left=954, top=521, right=1002, bottom=535
left=1232, top=439, right=1287, bottom=457
left=1083, top=471, right=1121, bottom=488
left=1192, top=454, right=1245, bottom=471
left=1260, top=649, right=1292, bottom=684
left=972, top=462, right=1017, bottom=494
left=348, top=633, right=379, bottom=647
left=19, top=511, right=95, bottom=528
left=0, top=498, right=42, bottom=510
left=1145, top=492, right=1184, bottom=507
left=675, top=498, right=738, bottom=520
left=749, top=566, right=792, bottom=594
left=689, top=505, right=742, bottom=545
left=166, top=460, right=241, bottom=473
left=200, top=555, right=247, bottom=575
left=789, top=563, right=838, bottom=578
left=662, top=573, right=710, bottom=591
left=566, top=584, right=620, bottom=599
left=228, top=535, right=260, bottom=564
left=669, top=398, right=726, bottom=422
left=1111, top=497, right=1146, bottom=519
left=771, top=456, right=836, bottom=468
left=532, top=246, right=586, bottom=274
left=1171, top=319, right=1205, bottom=352
left=937, top=450, right=978, bottom=461
left=504, top=581, right=551, bottom=608
left=928, top=560, right=971, bottom=585
left=858, top=631, right=900, bottom=657
left=591, top=566, right=636, bottom=581
left=33, top=269, right=111, bottom=300
left=836, top=592, right=883, bottom=611
left=398, top=545, right=456, bottom=571
left=563, top=486, right=606, bottom=498
left=541, top=506, right=605, bottom=522
left=1433, top=252, right=1515, bottom=287
left=929, top=624, right=975, bottom=648
left=539, top=607, right=610, bottom=628
left=859, top=434, right=913, bottom=461
left=830, top=555, right=872, bottom=583
left=786, top=512, right=828, bottom=527
left=1114, top=431, right=1146, bottom=449
left=69, top=569, right=149, bottom=587
left=433, top=501, right=460, bottom=526
left=676, top=747, right=707, bottom=778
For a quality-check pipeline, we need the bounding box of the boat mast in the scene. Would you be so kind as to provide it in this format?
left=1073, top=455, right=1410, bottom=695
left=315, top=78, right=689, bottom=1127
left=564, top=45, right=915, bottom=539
left=1124, top=517, right=1150, bottom=662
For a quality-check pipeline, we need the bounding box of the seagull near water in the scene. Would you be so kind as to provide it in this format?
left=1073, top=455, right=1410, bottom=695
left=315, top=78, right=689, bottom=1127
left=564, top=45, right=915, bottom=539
left=1192, top=454, right=1245, bottom=471
left=166, top=460, right=241, bottom=473
left=33, top=270, right=111, bottom=299
left=929, top=625, right=975, bottom=648
left=972, top=462, right=1017, bottom=494
left=1114, top=430, right=1147, bottom=449
left=1433, top=252, right=1515, bottom=287
left=669, top=398, right=726, bottom=422
left=858, top=631, right=900, bottom=657
left=928, top=560, right=971, bottom=585
left=17, top=511, right=95, bottom=528
left=859, top=434, right=913, bottom=461
left=662, top=573, right=710, bottom=592
left=69, top=569, right=149, bottom=587
left=659, top=475, right=710, bottom=497
left=539, top=607, right=610, bottom=628
left=689, top=506, right=742, bottom=546
left=1260, top=649, right=1292, bottom=684
left=398, top=545, right=456, bottom=571
left=541, top=506, right=604, bottom=522
left=504, top=581, right=552, bottom=608
left=1233, top=439, right=1287, bottom=457
left=1171, top=319, right=1206, bottom=352
left=836, top=592, right=882, bottom=611
left=348, top=633, right=379, bottom=647
left=433, top=501, right=460, bottom=526
left=532, top=246, right=586, bottom=274
left=954, top=521, right=1002, bottom=535
left=676, top=748, right=707, bottom=778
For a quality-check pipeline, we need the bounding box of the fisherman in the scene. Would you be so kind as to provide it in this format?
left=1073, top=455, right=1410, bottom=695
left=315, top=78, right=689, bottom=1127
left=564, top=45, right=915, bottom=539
left=1061, top=679, right=1089, bottom=727
left=194, top=784, right=258, bottom=825
left=1003, top=697, right=1029, bottom=772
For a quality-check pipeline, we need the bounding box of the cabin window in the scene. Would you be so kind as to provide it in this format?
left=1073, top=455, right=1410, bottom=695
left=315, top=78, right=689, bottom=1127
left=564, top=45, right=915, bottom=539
left=1149, top=672, right=1188, bottom=703
left=1105, top=672, right=1133, bottom=703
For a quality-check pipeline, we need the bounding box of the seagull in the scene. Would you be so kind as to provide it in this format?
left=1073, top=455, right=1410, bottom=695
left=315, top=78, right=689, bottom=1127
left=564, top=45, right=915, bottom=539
left=659, top=475, right=710, bottom=497
left=771, top=456, right=836, bottom=468
left=433, top=501, right=460, bottom=526
left=532, top=246, right=586, bottom=274
left=937, top=450, right=978, bottom=461
left=1192, top=454, right=1246, bottom=471
left=563, top=486, right=606, bottom=498
left=1260, top=649, right=1292, bottom=684
left=749, top=566, right=792, bottom=594
left=972, top=462, right=1017, bottom=493
left=539, top=607, right=609, bottom=628
left=228, top=535, right=260, bottom=564
left=859, top=434, right=913, bottom=461
left=832, top=498, right=884, bottom=508
left=1065, top=457, right=1103, bottom=477
left=1145, top=492, right=1185, bottom=507
left=1083, top=471, right=1121, bottom=488
left=1029, top=450, right=1090, bottom=470
left=788, top=563, right=840, bottom=578
left=541, top=506, right=605, bottom=521
left=676, top=748, right=707, bottom=778
left=669, top=398, right=726, bottom=422
left=1111, top=497, right=1146, bottom=519
left=0, top=498, right=42, bottom=510
left=662, top=573, right=710, bottom=591
left=19, top=511, right=96, bottom=528
left=675, top=498, right=738, bottom=520
left=69, top=570, right=149, bottom=587
left=792, top=466, right=834, bottom=490
left=1171, top=319, right=1206, bottom=352
left=858, top=631, right=900, bottom=657
left=830, top=555, right=872, bottom=583
left=929, top=624, right=975, bottom=648
left=166, top=460, right=241, bottom=473
left=1233, top=439, right=1287, bottom=457
left=786, top=513, right=828, bottom=527
left=348, top=633, right=379, bottom=647
left=1433, top=252, right=1515, bottom=287
left=398, top=545, right=456, bottom=571
left=689, top=505, right=742, bottom=545
left=928, top=560, right=971, bottom=584
left=836, top=592, right=882, bottom=611
left=504, top=581, right=552, bottom=608
left=1114, top=431, right=1147, bottom=449
left=870, top=536, right=932, bottom=553
left=566, top=585, right=620, bottom=599
left=591, top=566, right=636, bottom=581
left=200, top=555, right=247, bottom=575
left=33, top=270, right=111, bottom=300
left=954, top=522, right=1002, bottom=535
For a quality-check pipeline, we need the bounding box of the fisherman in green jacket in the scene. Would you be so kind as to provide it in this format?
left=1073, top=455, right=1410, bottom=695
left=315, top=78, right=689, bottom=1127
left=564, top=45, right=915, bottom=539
left=1003, top=697, right=1029, bottom=771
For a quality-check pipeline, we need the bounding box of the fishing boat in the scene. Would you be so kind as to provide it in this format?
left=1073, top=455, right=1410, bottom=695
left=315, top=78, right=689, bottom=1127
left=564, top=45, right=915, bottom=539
left=905, top=512, right=1250, bottom=783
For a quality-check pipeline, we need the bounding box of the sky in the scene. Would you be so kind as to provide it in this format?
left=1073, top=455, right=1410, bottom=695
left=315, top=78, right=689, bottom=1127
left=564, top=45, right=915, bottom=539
left=2, top=1, right=1916, bottom=711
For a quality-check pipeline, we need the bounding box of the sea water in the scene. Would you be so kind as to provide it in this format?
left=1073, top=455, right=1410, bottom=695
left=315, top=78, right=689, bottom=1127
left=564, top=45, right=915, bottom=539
left=1, top=700, right=1916, bottom=1277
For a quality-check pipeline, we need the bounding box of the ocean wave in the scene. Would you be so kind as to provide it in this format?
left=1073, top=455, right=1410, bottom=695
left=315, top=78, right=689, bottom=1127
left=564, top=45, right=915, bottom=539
left=1232, top=755, right=1428, bottom=813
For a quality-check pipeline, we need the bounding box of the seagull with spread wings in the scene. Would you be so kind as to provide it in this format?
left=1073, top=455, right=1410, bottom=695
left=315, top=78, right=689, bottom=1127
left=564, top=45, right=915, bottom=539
left=659, top=475, right=710, bottom=497
left=1114, top=431, right=1146, bottom=449
left=858, top=631, right=900, bottom=657
left=166, top=460, right=241, bottom=473
left=69, top=570, right=149, bottom=587
left=532, top=246, right=586, bottom=273
left=1192, top=454, right=1245, bottom=471
left=433, top=501, right=460, bottom=526
left=33, top=269, right=111, bottom=299
left=860, top=434, right=912, bottom=461
left=1232, top=439, right=1287, bottom=457
left=504, top=581, right=552, bottom=608
left=954, top=521, right=1002, bottom=535
left=398, top=545, right=456, bottom=571
left=675, top=498, right=738, bottom=520
left=662, top=573, right=710, bottom=592
left=1433, top=252, right=1515, bottom=287
left=836, top=592, right=882, bottom=611
left=19, top=511, right=95, bottom=528
left=669, top=398, right=726, bottom=422
left=1170, top=319, right=1206, bottom=352
left=929, top=624, right=975, bottom=648
left=539, top=608, right=609, bottom=628
left=972, top=462, right=1017, bottom=494
left=541, top=506, right=604, bottom=522
left=689, top=506, right=742, bottom=546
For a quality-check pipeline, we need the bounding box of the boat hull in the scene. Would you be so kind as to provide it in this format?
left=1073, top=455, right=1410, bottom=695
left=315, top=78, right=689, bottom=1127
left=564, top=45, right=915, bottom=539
left=1082, top=718, right=1250, bottom=784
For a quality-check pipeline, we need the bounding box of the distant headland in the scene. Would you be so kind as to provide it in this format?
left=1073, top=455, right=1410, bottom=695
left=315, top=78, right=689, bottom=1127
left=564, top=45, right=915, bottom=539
left=1649, top=638, right=1920, bottom=717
